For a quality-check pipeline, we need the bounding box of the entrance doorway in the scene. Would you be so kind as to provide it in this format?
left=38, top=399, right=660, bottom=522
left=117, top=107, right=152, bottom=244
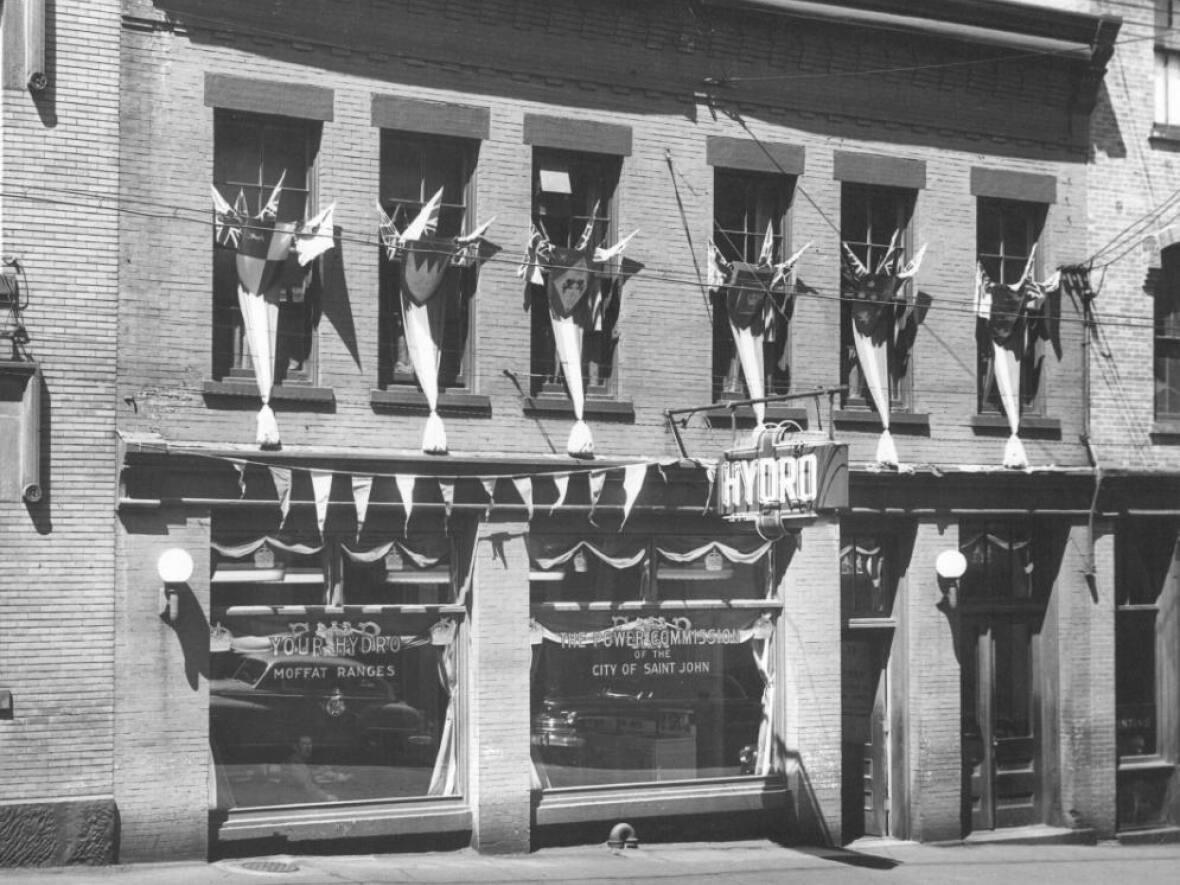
left=961, top=617, right=1041, bottom=832
left=842, top=634, right=890, bottom=839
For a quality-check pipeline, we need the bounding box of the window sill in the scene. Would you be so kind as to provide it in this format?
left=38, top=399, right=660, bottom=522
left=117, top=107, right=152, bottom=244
left=832, top=409, right=930, bottom=432
left=203, top=380, right=335, bottom=406
left=370, top=387, right=492, bottom=418
left=524, top=395, right=635, bottom=422
left=1150, top=419, right=1180, bottom=442
left=1117, top=756, right=1175, bottom=773
left=970, top=413, right=1061, bottom=438
left=1150, top=124, right=1180, bottom=146
left=705, top=405, right=809, bottom=430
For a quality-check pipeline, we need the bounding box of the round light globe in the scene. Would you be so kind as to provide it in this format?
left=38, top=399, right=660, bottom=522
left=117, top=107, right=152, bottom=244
left=157, top=548, right=194, bottom=584
left=934, top=549, right=967, bottom=580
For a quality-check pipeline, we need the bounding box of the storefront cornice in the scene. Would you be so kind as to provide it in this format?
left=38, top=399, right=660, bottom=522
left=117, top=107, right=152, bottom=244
left=702, top=0, right=1120, bottom=62
left=118, top=434, right=690, bottom=476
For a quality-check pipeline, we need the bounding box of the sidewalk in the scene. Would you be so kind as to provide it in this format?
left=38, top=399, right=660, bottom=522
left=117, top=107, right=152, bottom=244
left=6, top=838, right=1180, bottom=885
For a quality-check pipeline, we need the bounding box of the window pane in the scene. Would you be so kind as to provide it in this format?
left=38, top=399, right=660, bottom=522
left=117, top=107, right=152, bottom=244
left=840, top=534, right=895, bottom=618
left=1116, top=610, right=1157, bottom=757
left=211, top=612, right=453, bottom=809
left=531, top=630, right=764, bottom=786
left=1168, top=53, right=1180, bottom=126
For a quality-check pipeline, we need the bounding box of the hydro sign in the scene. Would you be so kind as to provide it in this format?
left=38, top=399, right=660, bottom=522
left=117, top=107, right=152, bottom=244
left=715, top=435, right=848, bottom=529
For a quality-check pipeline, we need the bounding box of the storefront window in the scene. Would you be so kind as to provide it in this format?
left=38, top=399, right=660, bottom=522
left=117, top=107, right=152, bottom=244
left=209, top=514, right=465, bottom=811
left=529, top=530, right=779, bottom=790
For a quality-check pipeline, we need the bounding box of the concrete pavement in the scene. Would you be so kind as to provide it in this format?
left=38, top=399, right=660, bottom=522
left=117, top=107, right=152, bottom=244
left=5, top=838, right=1180, bottom=884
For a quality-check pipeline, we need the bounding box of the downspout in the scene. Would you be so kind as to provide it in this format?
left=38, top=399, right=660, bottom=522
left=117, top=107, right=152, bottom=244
left=1080, top=278, right=1101, bottom=599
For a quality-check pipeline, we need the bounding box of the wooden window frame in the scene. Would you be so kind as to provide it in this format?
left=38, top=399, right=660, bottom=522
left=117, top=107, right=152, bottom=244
left=1156, top=246, right=1180, bottom=420
left=976, top=198, right=1049, bottom=417
left=377, top=130, right=479, bottom=394
left=212, top=110, right=323, bottom=387
left=839, top=183, right=916, bottom=412
left=529, top=148, right=622, bottom=400
left=712, top=167, right=795, bottom=403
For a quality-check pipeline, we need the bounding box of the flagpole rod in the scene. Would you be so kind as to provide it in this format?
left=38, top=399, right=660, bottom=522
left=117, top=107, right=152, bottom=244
left=664, top=385, right=848, bottom=459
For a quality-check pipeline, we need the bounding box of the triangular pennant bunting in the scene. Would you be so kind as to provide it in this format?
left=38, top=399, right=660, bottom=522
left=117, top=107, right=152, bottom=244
left=395, top=474, right=416, bottom=525
left=551, top=474, right=570, bottom=514
left=620, top=463, right=647, bottom=527
left=310, top=470, right=332, bottom=537
left=588, top=470, right=607, bottom=526
left=512, top=477, right=534, bottom=520
left=268, top=466, right=292, bottom=525
left=480, top=477, right=497, bottom=518
left=438, top=477, right=455, bottom=519
left=351, top=475, right=374, bottom=539
left=228, top=458, right=248, bottom=498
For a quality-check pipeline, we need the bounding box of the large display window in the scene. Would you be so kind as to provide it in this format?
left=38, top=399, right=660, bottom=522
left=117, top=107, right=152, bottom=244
left=209, top=510, right=467, bottom=811
left=528, top=528, right=782, bottom=790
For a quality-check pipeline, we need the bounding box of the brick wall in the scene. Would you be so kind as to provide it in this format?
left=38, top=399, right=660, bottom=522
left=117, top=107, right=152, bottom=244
left=116, top=0, right=1093, bottom=471
left=781, top=517, right=842, bottom=844
left=0, top=0, right=123, bottom=859
left=468, top=518, right=532, bottom=853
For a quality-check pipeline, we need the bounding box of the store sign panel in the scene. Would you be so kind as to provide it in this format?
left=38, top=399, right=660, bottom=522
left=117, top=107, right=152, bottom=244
left=715, top=437, right=848, bottom=523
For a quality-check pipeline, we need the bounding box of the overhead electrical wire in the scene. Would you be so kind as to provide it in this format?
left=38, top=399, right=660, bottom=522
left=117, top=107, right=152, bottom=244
left=0, top=183, right=1167, bottom=334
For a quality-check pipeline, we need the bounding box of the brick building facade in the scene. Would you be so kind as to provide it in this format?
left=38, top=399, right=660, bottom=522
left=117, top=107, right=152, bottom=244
left=4, top=0, right=1172, bottom=867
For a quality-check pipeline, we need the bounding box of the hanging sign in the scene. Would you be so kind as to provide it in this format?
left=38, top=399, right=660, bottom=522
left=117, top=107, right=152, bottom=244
left=714, top=433, right=848, bottom=526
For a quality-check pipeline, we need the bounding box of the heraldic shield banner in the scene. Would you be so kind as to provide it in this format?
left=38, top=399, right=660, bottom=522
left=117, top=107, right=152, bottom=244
left=546, top=246, right=595, bottom=319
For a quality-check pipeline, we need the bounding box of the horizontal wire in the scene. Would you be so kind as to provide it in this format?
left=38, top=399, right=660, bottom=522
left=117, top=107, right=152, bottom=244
left=3, top=184, right=1165, bottom=333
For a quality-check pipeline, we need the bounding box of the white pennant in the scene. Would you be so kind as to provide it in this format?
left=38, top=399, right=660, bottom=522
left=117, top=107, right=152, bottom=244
left=480, top=477, right=497, bottom=517
left=228, top=459, right=248, bottom=498
left=310, top=470, right=332, bottom=537
left=551, top=474, right=570, bottom=514
left=512, top=477, right=534, bottom=520
left=439, top=477, right=455, bottom=518
left=268, top=466, right=292, bottom=525
left=351, top=475, right=374, bottom=538
left=620, top=463, right=647, bottom=526
left=395, top=474, right=416, bottom=524
left=588, top=470, right=607, bottom=525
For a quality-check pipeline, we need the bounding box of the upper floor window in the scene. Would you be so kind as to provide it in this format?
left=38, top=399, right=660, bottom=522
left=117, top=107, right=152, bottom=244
left=529, top=149, right=621, bottom=398
left=712, top=169, right=794, bottom=402
left=976, top=198, right=1047, bottom=416
left=212, top=111, right=321, bottom=385
left=1157, top=2, right=1180, bottom=129
left=378, top=131, right=477, bottom=392
left=1156, top=246, right=1180, bottom=420
left=840, top=184, right=915, bottom=410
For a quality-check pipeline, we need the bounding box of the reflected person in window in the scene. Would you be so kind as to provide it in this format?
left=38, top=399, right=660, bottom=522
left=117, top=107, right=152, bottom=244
left=283, top=735, right=338, bottom=803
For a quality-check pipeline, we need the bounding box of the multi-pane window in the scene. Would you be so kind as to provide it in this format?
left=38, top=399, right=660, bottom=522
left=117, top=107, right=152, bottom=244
left=712, top=169, right=794, bottom=401
left=528, top=527, right=779, bottom=789
left=1115, top=519, right=1179, bottom=830
left=959, top=521, right=1034, bottom=604
left=840, top=184, right=915, bottom=409
left=208, top=507, right=465, bottom=811
left=1158, top=1, right=1180, bottom=126
left=976, top=198, right=1047, bottom=415
left=378, top=131, right=477, bottom=392
left=529, top=149, right=621, bottom=398
left=213, top=111, right=320, bottom=385
left=840, top=532, right=897, bottom=620
left=1155, top=247, right=1180, bottom=419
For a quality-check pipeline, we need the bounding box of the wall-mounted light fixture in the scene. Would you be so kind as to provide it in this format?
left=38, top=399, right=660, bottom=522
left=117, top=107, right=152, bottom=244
left=935, top=549, right=967, bottom=609
left=158, top=548, right=194, bottom=623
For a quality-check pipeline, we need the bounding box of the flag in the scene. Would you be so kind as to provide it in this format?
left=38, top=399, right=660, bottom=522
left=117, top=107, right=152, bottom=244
left=294, top=203, right=336, bottom=266
left=512, top=477, right=534, bottom=520
left=269, top=466, right=292, bottom=525
left=395, top=474, right=416, bottom=523
left=352, top=475, right=374, bottom=539
left=310, top=470, right=332, bottom=537
left=402, top=187, right=443, bottom=242
left=621, top=463, right=646, bottom=526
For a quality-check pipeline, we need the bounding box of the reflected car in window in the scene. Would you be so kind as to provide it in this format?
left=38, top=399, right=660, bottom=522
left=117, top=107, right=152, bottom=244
left=532, top=676, right=762, bottom=774
left=211, top=654, right=433, bottom=762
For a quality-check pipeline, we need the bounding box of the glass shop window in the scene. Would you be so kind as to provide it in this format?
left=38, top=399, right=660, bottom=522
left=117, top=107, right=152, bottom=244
left=958, top=521, right=1034, bottom=604
left=840, top=532, right=897, bottom=619
left=208, top=518, right=464, bottom=811
left=529, top=530, right=779, bottom=790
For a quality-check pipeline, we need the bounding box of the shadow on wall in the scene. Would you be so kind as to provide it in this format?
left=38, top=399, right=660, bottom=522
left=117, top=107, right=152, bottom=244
left=153, top=0, right=1090, bottom=162
left=1088, top=82, right=1127, bottom=162
left=778, top=742, right=834, bottom=848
